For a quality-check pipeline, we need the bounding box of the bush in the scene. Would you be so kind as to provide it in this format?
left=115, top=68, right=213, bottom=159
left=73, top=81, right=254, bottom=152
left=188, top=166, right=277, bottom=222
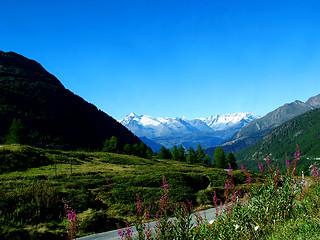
left=77, top=209, right=122, bottom=234
left=0, top=145, right=52, bottom=173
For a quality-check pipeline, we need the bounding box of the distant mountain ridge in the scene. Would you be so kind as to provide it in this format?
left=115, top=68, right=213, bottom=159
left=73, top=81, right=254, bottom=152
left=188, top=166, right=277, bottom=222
left=119, top=112, right=259, bottom=151
left=204, top=94, right=320, bottom=156
left=0, top=51, right=141, bottom=149
left=235, top=107, right=320, bottom=173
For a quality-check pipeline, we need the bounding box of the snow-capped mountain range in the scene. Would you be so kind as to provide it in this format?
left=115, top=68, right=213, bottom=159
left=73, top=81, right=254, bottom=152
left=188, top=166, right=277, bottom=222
left=118, top=112, right=260, bottom=151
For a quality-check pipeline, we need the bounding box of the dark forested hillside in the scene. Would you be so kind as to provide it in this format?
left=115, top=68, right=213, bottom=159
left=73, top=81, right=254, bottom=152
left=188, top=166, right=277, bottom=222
left=0, top=51, right=141, bottom=149
left=235, top=108, right=320, bottom=172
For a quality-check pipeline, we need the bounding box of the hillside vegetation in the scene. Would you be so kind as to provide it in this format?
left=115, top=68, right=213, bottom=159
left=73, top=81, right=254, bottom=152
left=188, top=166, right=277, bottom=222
left=235, top=108, right=320, bottom=173
left=0, top=144, right=250, bottom=239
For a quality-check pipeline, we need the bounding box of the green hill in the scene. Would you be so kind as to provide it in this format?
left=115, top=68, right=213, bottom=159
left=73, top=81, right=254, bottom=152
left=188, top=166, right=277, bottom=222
left=0, top=51, right=141, bottom=150
left=235, top=108, right=320, bottom=173
left=0, top=144, right=251, bottom=239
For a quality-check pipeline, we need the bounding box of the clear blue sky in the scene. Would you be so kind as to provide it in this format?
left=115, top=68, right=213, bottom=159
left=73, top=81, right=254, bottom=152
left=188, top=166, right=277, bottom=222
left=1, top=0, right=320, bottom=120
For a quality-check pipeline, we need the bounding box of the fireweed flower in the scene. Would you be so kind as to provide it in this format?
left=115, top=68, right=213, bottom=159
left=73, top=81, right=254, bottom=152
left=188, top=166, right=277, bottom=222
left=63, top=200, right=78, bottom=240
left=163, top=182, right=169, bottom=189
left=259, top=163, right=264, bottom=174
left=231, top=194, right=236, bottom=202
left=118, top=230, right=125, bottom=238
left=266, top=156, right=271, bottom=164
left=126, top=228, right=133, bottom=235
left=241, top=164, right=246, bottom=171
left=213, top=194, right=218, bottom=203
left=294, top=148, right=300, bottom=158
left=286, top=157, right=290, bottom=166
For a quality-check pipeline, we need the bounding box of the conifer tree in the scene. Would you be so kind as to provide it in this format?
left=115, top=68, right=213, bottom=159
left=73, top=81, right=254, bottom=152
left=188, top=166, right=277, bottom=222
left=226, top=152, right=238, bottom=170
left=171, top=145, right=179, bottom=161
left=158, top=146, right=171, bottom=159
left=123, top=143, right=132, bottom=155
left=146, top=148, right=153, bottom=159
left=213, top=147, right=227, bottom=168
left=5, top=118, right=27, bottom=144
left=103, top=136, right=122, bottom=153
left=178, top=145, right=186, bottom=162
left=138, top=142, right=147, bottom=158
left=196, top=143, right=205, bottom=163
left=203, top=154, right=211, bottom=165
left=132, top=143, right=140, bottom=156
left=186, top=146, right=197, bottom=164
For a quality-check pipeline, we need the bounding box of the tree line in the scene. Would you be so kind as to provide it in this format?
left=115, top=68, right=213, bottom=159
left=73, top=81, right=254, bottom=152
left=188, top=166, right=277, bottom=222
left=4, top=118, right=238, bottom=170
left=102, top=136, right=153, bottom=159
left=158, top=144, right=238, bottom=170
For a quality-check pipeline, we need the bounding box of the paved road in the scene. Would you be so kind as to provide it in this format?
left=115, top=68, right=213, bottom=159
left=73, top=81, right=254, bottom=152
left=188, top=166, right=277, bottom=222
left=77, top=207, right=222, bottom=240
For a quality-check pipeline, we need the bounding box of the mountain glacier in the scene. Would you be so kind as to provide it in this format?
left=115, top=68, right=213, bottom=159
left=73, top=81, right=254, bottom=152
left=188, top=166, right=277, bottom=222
left=118, top=112, right=259, bottom=151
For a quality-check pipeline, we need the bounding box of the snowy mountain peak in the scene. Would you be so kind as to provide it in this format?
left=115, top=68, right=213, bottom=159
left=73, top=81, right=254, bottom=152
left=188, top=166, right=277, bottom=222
left=119, top=112, right=260, bottom=136
left=118, top=112, right=260, bottom=151
left=128, top=112, right=137, bottom=117
left=196, top=112, right=259, bottom=130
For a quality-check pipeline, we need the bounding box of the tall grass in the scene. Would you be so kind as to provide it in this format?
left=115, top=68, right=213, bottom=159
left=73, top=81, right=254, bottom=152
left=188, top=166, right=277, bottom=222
left=117, top=146, right=320, bottom=239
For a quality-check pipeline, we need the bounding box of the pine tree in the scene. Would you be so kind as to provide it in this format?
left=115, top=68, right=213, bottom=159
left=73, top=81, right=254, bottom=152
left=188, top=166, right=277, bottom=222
left=102, top=138, right=110, bottom=152
left=203, top=154, right=212, bottom=165
left=214, top=147, right=227, bottom=168
left=178, top=145, right=186, bottom=162
left=123, top=143, right=132, bottom=155
left=196, top=143, right=205, bottom=163
left=132, top=143, right=140, bottom=156
left=138, top=142, right=147, bottom=158
left=158, top=146, right=171, bottom=159
left=146, top=148, right=153, bottom=159
left=226, top=152, right=237, bottom=170
left=171, top=145, right=179, bottom=161
left=5, top=118, right=27, bottom=144
left=186, top=146, right=197, bottom=164
left=109, top=136, right=121, bottom=153
left=103, top=136, right=122, bottom=153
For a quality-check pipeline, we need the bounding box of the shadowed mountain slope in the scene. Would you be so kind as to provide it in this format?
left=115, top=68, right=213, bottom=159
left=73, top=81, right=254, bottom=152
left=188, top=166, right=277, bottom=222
left=0, top=51, right=141, bottom=149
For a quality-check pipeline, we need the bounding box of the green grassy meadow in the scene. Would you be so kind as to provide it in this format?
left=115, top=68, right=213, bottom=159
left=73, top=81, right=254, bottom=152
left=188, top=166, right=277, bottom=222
left=0, top=144, right=247, bottom=239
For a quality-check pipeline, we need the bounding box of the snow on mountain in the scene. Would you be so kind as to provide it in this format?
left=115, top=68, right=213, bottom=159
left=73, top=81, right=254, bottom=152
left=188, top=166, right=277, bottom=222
left=118, top=113, right=200, bottom=139
left=198, top=112, right=260, bottom=131
left=119, top=112, right=260, bottom=141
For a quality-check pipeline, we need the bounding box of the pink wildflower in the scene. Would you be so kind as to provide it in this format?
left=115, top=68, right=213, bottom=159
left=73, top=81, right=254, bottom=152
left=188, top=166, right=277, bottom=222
left=259, top=163, right=264, bottom=173
left=286, top=158, right=290, bottom=166
left=63, top=200, right=78, bottom=240
left=266, top=156, right=271, bottom=164
left=213, top=194, right=218, bottom=203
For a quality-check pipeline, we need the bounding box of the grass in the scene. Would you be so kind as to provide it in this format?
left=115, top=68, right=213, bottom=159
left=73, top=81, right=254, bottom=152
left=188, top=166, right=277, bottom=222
left=2, top=144, right=318, bottom=239
left=118, top=147, right=320, bottom=240
left=0, top=144, right=237, bottom=239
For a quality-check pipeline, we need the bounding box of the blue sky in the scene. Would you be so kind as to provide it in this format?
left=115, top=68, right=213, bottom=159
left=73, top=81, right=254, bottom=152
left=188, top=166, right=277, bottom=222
left=1, top=0, right=320, bottom=120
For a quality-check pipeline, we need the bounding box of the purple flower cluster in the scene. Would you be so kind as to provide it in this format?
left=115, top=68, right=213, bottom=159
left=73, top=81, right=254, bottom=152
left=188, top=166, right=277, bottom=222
left=285, top=158, right=290, bottom=166
left=67, top=211, right=77, bottom=221
left=63, top=200, right=78, bottom=240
